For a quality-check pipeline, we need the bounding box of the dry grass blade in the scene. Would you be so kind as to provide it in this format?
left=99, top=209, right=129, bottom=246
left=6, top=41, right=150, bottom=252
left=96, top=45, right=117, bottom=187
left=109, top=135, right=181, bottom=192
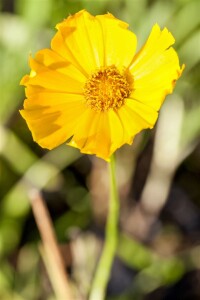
left=29, top=189, right=73, bottom=300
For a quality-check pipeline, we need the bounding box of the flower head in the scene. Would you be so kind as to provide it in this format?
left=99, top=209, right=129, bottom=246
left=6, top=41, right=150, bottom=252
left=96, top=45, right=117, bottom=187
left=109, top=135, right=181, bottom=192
left=20, top=10, right=184, bottom=160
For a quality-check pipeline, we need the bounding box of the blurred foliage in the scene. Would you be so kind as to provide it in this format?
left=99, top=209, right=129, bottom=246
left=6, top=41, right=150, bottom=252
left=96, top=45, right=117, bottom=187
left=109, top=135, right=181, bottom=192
left=0, top=0, right=200, bottom=299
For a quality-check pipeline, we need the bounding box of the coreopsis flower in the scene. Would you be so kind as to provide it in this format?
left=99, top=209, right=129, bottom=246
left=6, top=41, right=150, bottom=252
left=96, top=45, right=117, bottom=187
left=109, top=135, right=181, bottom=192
left=20, top=10, right=184, bottom=160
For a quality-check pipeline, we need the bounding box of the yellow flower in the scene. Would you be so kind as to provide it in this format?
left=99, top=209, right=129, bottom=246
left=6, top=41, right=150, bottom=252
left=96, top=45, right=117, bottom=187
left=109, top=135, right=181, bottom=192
left=20, top=10, right=184, bottom=160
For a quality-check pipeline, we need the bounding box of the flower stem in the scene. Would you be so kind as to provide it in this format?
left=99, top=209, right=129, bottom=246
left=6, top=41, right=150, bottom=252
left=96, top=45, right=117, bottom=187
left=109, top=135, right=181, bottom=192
left=89, top=154, right=119, bottom=300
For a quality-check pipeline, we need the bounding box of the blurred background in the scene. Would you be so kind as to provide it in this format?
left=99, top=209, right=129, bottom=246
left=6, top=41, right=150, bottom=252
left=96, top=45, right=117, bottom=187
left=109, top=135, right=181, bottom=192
left=0, top=0, right=200, bottom=299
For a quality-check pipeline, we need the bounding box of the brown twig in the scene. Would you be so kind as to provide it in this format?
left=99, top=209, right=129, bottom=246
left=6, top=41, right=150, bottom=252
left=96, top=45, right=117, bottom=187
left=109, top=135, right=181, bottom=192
left=29, top=189, right=73, bottom=300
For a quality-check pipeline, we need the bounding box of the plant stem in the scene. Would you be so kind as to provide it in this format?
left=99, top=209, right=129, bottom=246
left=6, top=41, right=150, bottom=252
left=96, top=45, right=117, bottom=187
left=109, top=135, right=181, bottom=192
left=89, top=154, right=119, bottom=300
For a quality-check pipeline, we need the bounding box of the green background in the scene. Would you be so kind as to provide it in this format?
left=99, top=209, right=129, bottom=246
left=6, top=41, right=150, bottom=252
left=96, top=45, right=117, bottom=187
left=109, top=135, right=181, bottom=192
left=0, top=0, right=200, bottom=299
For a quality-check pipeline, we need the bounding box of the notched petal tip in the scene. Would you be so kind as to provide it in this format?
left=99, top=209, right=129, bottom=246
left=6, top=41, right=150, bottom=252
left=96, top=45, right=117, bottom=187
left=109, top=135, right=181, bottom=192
left=171, top=63, right=185, bottom=90
left=20, top=55, right=37, bottom=86
left=150, top=23, right=175, bottom=47
left=20, top=75, right=30, bottom=86
left=104, top=12, right=129, bottom=29
left=19, top=109, right=24, bottom=117
left=179, top=63, right=186, bottom=75
left=55, top=9, right=89, bottom=30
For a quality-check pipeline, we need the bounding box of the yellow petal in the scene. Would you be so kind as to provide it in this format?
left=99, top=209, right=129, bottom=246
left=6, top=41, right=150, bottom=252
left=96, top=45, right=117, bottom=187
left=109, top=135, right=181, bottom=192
left=107, top=110, right=125, bottom=154
left=68, top=110, right=110, bottom=159
left=129, top=24, right=184, bottom=111
left=125, top=98, right=158, bottom=127
left=52, top=10, right=103, bottom=75
left=25, top=67, right=84, bottom=94
left=20, top=49, right=86, bottom=96
left=69, top=108, right=137, bottom=160
left=68, top=98, right=155, bottom=160
left=86, top=110, right=124, bottom=159
left=23, top=92, right=84, bottom=109
left=51, top=10, right=137, bottom=75
left=116, top=98, right=158, bottom=145
left=96, top=13, right=137, bottom=68
left=20, top=95, right=86, bottom=149
left=32, top=49, right=87, bottom=82
left=68, top=109, right=125, bottom=160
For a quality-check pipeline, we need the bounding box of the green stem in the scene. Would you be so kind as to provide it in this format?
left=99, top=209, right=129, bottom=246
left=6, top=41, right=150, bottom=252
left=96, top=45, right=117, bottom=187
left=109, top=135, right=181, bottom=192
left=89, top=154, right=119, bottom=300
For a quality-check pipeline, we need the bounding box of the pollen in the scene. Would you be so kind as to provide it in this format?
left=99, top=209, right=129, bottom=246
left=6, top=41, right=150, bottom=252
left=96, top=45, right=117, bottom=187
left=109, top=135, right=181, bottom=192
left=84, top=66, right=132, bottom=112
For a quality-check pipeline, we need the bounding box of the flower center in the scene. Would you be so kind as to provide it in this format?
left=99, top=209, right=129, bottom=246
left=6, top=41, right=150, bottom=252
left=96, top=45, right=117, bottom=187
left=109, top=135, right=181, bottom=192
left=84, top=66, right=132, bottom=112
